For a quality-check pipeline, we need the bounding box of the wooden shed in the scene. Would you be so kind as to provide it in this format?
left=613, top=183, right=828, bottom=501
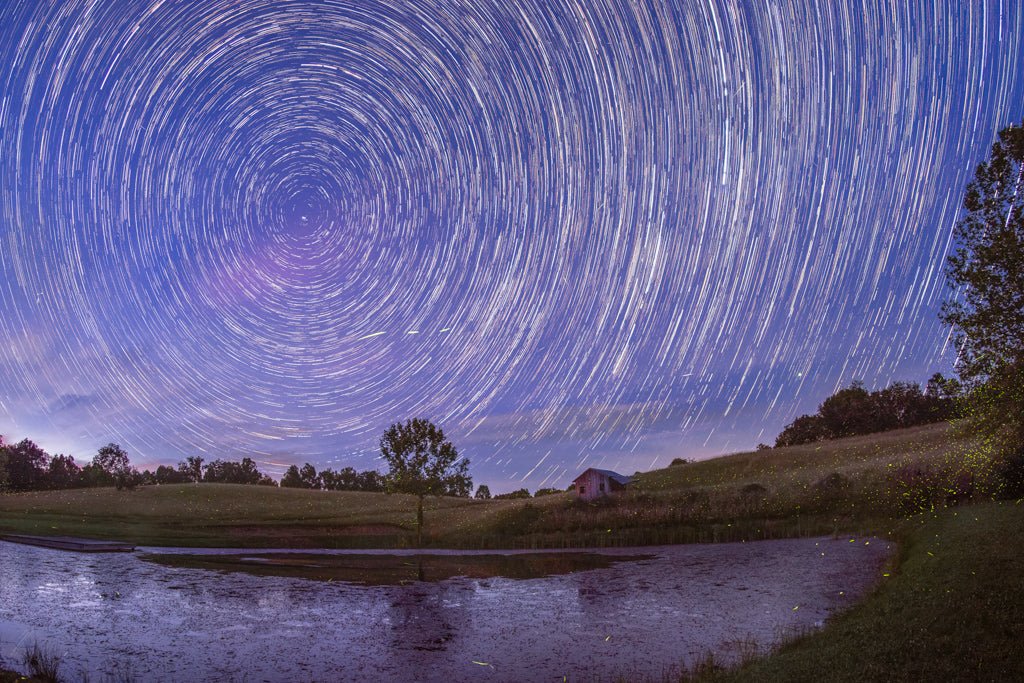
left=572, top=468, right=632, bottom=501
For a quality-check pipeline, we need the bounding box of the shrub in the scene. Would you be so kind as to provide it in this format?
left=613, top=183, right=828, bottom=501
left=814, top=472, right=851, bottom=493
left=494, top=488, right=531, bottom=500
left=670, top=457, right=690, bottom=466
left=740, top=483, right=767, bottom=497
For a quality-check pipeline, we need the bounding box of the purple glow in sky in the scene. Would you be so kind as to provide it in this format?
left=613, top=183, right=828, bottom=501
left=1, top=1, right=1022, bottom=491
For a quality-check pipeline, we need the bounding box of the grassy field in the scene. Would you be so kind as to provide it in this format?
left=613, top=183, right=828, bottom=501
left=0, top=422, right=990, bottom=549
left=0, top=482, right=553, bottom=548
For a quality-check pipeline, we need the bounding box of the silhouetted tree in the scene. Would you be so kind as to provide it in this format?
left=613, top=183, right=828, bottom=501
left=299, top=463, right=320, bottom=489
left=47, top=454, right=81, bottom=489
left=474, top=484, right=491, bottom=499
left=280, top=465, right=303, bottom=488
left=178, top=456, right=204, bottom=483
left=379, top=418, right=471, bottom=546
left=534, top=488, right=562, bottom=497
left=155, top=464, right=188, bottom=485
left=940, top=119, right=1024, bottom=453
left=775, top=414, right=830, bottom=447
left=94, top=443, right=136, bottom=490
left=79, top=462, right=113, bottom=487
left=4, top=439, right=49, bottom=491
left=202, top=457, right=268, bottom=485
left=356, top=469, right=385, bottom=492
left=818, top=381, right=877, bottom=437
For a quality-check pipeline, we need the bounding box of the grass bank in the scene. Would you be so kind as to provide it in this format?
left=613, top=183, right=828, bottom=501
left=0, top=423, right=988, bottom=549
left=700, top=499, right=1024, bottom=682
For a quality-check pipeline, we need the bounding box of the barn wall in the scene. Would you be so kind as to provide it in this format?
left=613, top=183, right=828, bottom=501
left=575, top=470, right=610, bottom=501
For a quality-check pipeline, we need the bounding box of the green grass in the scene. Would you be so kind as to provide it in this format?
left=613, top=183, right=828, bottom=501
left=0, top=422, right=991, bottom=549
left=0, top=480, right=564, bottom=548
left=705, top=500, right=1024, bottom=682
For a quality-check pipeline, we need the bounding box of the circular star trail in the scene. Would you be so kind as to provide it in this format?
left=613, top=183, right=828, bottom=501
left=1, top=1, right=1022, bottom=488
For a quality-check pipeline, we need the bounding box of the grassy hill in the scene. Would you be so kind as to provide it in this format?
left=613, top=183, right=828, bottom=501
left=0, top=422, right=989, bottom=548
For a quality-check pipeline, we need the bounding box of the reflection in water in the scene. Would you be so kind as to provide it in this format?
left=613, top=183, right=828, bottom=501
left=0, top=538, right=891, bottom=682
left=139, top=551, right=651, bottom=585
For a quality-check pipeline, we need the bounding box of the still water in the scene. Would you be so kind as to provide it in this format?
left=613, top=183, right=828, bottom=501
left=0, top=537, right=890, bottom=682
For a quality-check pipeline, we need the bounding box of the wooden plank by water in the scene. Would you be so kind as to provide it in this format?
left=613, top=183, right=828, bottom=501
left=0, top=534, right=135, bottom=552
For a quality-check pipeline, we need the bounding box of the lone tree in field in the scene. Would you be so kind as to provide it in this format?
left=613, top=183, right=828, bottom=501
left=379, top=418, right=471, bottom=546
left=941, top=119, right=1024, bottom=454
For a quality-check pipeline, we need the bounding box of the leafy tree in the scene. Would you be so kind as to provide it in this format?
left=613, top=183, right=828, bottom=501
left=178, top=456, right=204, bottom=483
left=775, top=414, right=829, bottom=447
left=818, top=381, right=877, bottom=438
left=47, top=454, right=81, bottom=489
left=155, top=464, right=188, bottom=485
left=474, top=484, right=491, bottom=499
left=280, top=464, right=303, bottom=488
left=356, top=469, right=385, bottom=492
left=202, top=457, right=268, bottom=485
left=93, top=443, right=135, bottom=490
left=379, top=418, right=471, bottom=545
left=299, top=463, right=321, bottom=489
left=4, top=439, right=49, bottom=491
left=940, top=119, right=1024, bottom=452
left=79, top=462, right=114, bottom=488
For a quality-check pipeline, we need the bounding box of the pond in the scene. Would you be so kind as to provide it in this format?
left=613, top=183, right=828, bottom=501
left=0, top=537, right=891, bottom=682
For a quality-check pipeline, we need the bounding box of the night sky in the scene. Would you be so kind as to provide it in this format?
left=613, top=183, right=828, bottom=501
left=1, top=1, right=1022, bottom=492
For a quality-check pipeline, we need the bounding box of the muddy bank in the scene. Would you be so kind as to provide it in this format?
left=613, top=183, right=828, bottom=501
left=0, top=536, right=891, bottom=682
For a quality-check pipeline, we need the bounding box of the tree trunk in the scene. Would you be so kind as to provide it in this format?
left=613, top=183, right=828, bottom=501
left=417, top=495, right=424, bottom=547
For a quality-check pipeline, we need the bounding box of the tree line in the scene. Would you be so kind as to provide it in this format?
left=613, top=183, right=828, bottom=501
left=0, top=440, right=279, bottom=492
left=279, top=462, right=387, bottom=492
left=773, top=375, right=960, bottom=447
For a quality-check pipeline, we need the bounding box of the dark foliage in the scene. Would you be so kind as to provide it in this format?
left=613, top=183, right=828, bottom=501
left=534, top=487, right=562, bottom=497
left=319, top=466, right=385, bottom=492
left=280, top=464, right=304, bottom=488
left=156, top=464, right=189, bottom=484
left=4, top=438, right=49, bottom=491
left=474, top=484, right=491, bottom=499
left=941, top=120, right=1024, bottom=457
left=178, top=456, right=204, bottom=483
left=494, top=488, right=531, bottom=500
left=93, top=443, right=137, bottom=490
left=46, top=454, right=81, bottom=489
left=775, top=378, right=957, bottom=447
left=203, top=457, right=270, bottom=485
left=994, top=447, right=1024, bottom=499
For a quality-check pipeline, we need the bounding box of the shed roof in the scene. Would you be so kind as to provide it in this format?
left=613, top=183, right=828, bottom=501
left=573, top=468, right=632, bottom=486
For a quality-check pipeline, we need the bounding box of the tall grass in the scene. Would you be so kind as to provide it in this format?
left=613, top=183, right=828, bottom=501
left=21, top=643, right=61, bottom=683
